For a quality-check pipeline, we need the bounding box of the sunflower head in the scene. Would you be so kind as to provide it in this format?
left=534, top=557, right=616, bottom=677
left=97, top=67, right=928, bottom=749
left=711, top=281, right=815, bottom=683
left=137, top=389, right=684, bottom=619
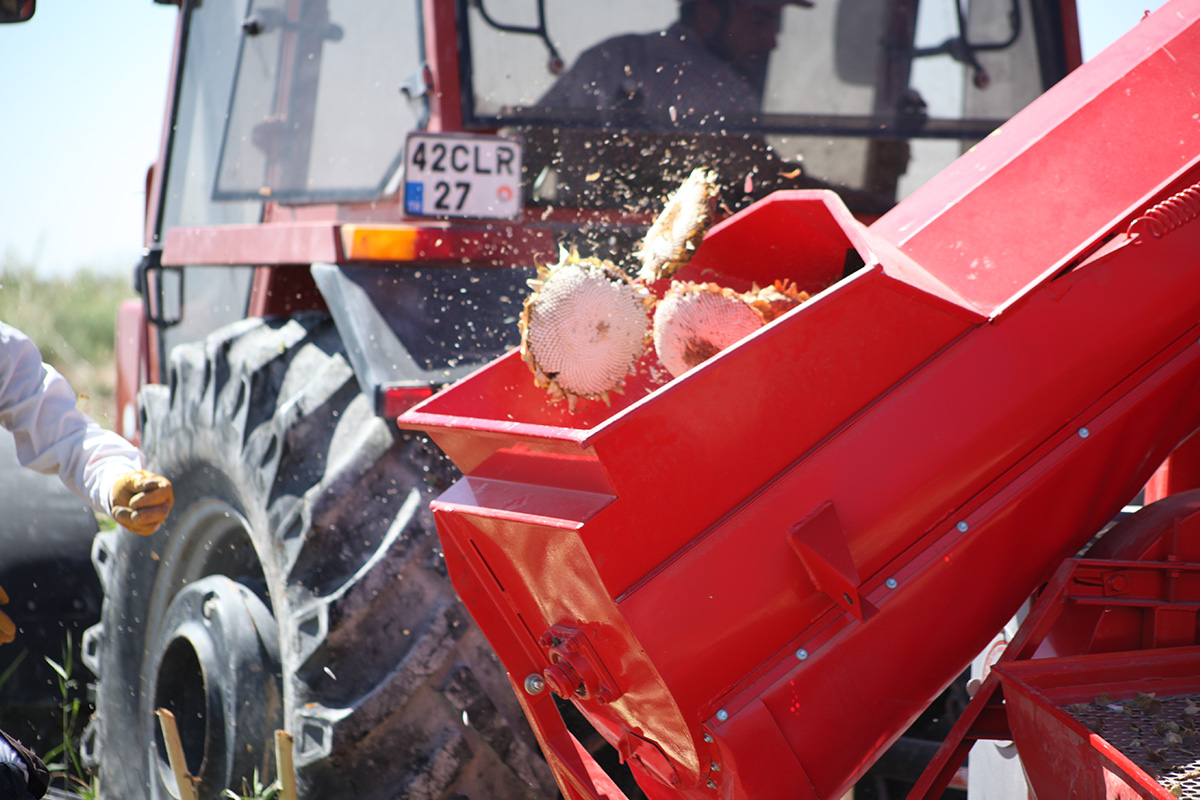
left=519, top=249, right=654, bottom=409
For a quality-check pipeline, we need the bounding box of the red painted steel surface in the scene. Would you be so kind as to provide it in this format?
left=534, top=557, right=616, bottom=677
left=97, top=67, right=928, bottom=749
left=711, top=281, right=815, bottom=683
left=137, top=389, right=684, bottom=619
left=1145, top=437, right=1200, bottom=502
left=245, top=266, right=326, bottom=319
left=114, top=299, right=148, bottom=447
left=871, top=1, right=1200, bottom=317
left=422, top=0, right=463, bottom=134
left=159, top=216, right=566, bottom=268
left=397, top=2, right=1200, bottom=798
left=1038, top=491, right=1200, bottom=661
left=161, top=222, right=343, bottom=267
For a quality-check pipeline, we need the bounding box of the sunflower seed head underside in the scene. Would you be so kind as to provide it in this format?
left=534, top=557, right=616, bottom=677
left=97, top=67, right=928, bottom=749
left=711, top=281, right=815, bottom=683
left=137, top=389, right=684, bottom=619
left=652, top=281, right=764, bottom=378
left=651, top=279, right=810, bottom=378
left=520, top=249, right=654, bottom=410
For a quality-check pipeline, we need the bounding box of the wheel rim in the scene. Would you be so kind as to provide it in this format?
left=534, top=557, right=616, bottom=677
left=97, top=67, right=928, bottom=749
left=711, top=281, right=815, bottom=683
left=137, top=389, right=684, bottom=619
left=143, top=499, right=282, bottom=799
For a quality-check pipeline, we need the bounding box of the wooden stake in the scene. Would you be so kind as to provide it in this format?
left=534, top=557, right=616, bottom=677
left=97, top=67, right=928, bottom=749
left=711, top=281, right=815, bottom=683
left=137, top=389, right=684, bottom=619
left=274, top=729, right=297, bottom=800
left=156, top=708, right=198, bottom=800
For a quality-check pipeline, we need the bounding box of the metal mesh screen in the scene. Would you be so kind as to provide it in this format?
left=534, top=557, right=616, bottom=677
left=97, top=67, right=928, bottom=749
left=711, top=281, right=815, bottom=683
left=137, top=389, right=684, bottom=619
left=1064, top=694, right=1200, bottom=798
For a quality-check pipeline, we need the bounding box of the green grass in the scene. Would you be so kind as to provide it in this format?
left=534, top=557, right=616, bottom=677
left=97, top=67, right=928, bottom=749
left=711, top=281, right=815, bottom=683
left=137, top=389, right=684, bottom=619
left=0, top=251, right=134, bottom=427
left=43, top=640, right=97, bottom=799
left=223, top=770, right=281, bottom=800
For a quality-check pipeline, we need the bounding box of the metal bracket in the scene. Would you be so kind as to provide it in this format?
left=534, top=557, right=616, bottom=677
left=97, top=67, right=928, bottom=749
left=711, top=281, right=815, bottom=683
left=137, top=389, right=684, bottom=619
left=399, top=66, right=432, bottom=100
left=617, top=730, right=681, bottom=789
left=538, top=624, right=622, bottom=705
left=788, top=501, right=872, bottom=621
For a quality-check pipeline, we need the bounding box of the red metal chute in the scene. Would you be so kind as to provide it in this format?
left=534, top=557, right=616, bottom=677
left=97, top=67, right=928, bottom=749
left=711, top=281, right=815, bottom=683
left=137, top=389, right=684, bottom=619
left=399, top=1, right=1200, bottom=797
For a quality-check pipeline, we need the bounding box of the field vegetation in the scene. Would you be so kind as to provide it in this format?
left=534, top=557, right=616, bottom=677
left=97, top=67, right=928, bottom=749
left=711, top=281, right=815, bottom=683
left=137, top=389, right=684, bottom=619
left=0, top=254, right=286, bottom=799
left=0, top=251, right=134, bottom=795
left=0, top=251, right=134, bottom=429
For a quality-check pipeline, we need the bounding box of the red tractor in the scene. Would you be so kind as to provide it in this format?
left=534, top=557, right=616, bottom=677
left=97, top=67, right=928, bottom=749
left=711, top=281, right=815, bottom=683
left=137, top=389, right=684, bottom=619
left=62, top=0, right=1200, bottom=798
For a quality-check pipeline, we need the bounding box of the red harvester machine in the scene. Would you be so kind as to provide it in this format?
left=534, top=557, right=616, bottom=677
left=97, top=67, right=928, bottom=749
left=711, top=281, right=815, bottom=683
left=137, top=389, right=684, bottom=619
left=399, top=2, right=1200, bottom=797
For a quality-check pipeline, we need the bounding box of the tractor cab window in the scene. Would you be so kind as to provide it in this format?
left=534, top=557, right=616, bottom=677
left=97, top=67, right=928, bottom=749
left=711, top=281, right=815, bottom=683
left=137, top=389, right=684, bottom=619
left=211, top=0, right=426, bottom=202
left=163, top=0, right=427, bottom=220
left=464, top=0, right=1064, bottom=213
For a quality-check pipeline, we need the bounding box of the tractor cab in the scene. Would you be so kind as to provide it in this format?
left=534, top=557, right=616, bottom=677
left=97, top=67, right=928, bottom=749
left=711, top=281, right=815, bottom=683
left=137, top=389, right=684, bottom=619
left=152, top=0, right=1078, bottom=241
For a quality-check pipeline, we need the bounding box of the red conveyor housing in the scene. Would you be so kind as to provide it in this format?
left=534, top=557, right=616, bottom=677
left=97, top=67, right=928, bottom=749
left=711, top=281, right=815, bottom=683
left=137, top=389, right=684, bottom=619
left=398, top=2, right=1200, bottom=797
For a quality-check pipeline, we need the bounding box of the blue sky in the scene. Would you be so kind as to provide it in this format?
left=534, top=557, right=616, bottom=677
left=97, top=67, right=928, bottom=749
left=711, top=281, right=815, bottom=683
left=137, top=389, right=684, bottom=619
left=0, top=0, right=1170, bottom=278
left=0, top=2, right=175, bottom=277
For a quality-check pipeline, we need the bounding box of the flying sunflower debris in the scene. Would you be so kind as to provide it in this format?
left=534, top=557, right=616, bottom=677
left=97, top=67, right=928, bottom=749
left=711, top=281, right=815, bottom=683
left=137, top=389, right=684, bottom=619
left=518, top=166, right=812, bottom=407
left=636, top=167, right=720, bottom=284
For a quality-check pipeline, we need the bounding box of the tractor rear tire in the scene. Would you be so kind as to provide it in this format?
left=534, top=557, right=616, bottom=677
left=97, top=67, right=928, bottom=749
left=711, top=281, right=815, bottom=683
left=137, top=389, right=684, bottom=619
left=83, top=313, right=556, bottom=800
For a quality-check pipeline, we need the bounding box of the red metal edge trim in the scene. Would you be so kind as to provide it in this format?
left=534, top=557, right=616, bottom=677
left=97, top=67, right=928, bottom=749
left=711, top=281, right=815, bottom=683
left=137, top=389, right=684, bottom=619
left=161, top=222, right=342, bottom=266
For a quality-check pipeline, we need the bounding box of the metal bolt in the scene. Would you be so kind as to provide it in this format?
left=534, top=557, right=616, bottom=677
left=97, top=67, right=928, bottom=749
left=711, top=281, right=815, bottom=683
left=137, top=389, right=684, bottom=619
left=711, top=761, right=721, bottom=772
left=524, top=674, right=546, bottom=695
left=707, top=780, right=718, bottom=789
left=886, top=578, right=898, bottom=589
left=795, top=649, right=808, bottom=661
left=1078, top=427, right=1090, bottom=438
left=716, top=709, right=729, bottom=721
left=704, top=733, right=713, bottom=743
left=201, top=592, right=219, bottom=621
left=956, top=521, right=969, bottom=532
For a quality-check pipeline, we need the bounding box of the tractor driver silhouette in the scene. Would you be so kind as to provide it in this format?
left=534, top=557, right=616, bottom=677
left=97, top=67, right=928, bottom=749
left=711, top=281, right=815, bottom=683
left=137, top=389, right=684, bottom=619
left=540, top=0, right=810, bottom=127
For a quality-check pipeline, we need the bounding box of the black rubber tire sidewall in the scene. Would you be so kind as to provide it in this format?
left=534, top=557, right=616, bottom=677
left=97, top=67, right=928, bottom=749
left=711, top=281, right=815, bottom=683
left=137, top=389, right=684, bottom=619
left=89, top=314, right=555, bottom=800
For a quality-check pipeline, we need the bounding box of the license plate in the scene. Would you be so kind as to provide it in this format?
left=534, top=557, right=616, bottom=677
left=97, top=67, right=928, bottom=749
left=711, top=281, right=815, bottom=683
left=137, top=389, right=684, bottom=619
left=403, top=133, right=523, bottom=220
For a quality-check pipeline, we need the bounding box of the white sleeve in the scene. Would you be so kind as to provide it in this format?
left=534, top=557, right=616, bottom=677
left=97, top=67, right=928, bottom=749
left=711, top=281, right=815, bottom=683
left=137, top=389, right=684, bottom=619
left=0, top=734, right=27, bottom=780
left=0, top=321, right=145, bottom=517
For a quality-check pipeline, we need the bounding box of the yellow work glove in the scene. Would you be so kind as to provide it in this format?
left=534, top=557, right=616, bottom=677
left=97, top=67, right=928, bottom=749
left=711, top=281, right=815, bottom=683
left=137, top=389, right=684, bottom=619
left=0, top=584, right=14, bottom=645
left=111, top=469, right=174, bottom=537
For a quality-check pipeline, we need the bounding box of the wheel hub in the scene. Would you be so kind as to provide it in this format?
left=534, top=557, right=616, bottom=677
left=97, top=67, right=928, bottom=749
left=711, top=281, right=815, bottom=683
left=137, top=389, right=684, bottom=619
left=148, top=575, right=281, bottom=799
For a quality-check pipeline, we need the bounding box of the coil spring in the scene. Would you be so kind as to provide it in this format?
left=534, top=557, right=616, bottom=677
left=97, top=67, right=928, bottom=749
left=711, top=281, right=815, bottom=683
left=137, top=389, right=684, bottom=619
left=1126, top=182, right=1200, bottom=240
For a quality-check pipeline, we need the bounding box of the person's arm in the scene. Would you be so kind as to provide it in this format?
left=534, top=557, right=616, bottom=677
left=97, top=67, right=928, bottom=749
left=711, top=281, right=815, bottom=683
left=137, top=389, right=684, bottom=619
left=0, top=321, right=171, bottom=533
left=0, top=322, right=172, bottom=650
